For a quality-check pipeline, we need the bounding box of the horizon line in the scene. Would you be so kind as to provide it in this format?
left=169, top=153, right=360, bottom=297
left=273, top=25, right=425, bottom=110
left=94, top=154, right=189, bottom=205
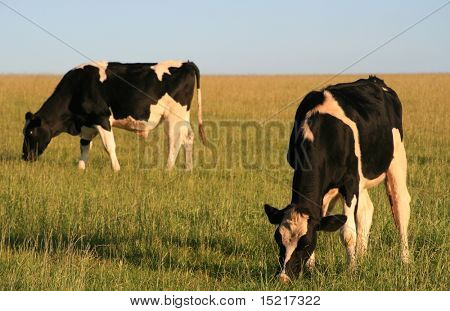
left=1, top=71, right=449, bottom=76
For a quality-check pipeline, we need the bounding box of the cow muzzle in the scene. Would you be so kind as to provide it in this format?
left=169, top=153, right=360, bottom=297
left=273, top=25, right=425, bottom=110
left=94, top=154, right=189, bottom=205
left=22, top=148, right=38, bottom=162
left=22, top=153, right=37, bottom=162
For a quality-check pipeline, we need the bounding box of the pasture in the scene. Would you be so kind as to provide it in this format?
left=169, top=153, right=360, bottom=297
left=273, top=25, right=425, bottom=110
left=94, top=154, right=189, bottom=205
left=0, top=74, right=448, bottom=290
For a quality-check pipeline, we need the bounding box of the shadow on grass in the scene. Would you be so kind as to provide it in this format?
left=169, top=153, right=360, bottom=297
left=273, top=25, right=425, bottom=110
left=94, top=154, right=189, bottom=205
left=2, top=230, right=271, bottom=281
left=3, top=227, right=365, bottom=284
left=0, top=150, right=21, bottom=162
left=3, top=231, right=112, bottom=256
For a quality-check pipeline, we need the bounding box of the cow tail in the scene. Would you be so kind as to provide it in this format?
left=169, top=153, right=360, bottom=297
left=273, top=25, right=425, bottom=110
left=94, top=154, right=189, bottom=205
left=189, top=62, right=207, bottom=145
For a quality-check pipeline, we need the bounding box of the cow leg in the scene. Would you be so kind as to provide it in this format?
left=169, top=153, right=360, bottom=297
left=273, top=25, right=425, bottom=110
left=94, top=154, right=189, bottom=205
left=356, top=189, right=374, bottom=258
left=340, top=195, right=357, bottom=269
left=385, top=131, right=411, bottom=263
left=183, top=124, right=195, bottom=170
left=78, top=126, right=98, bottom=170
left=165, top=120, right=187, bottom=170
left=305, top=252, right=316, bottom=270
left=305, top=188, right=340, bottom=269
left=140, top=103, right=165, bottom=137
left=95, top=125, right=120, bottom=172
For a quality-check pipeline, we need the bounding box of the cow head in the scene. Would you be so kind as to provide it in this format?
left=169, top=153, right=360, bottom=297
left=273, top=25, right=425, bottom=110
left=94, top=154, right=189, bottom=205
left=264, top=203, right=346, bottom=283
left=22, top=112, right=51, bottom=161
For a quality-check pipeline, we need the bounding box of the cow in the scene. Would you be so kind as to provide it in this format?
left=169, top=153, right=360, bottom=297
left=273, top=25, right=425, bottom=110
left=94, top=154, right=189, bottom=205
left=264, top=76, right=411, bottom=283
left=22, top=60, right=205, bottom=171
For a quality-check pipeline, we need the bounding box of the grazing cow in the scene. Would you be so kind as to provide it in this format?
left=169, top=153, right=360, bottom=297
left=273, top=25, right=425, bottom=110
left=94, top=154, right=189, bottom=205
left=264, top=76, right=411, bottom=283
left=22, top=60, right=205, bottom=170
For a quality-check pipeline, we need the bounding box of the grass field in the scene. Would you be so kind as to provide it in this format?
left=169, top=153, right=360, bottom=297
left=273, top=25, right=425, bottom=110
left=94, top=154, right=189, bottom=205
left=0, top=74, right=448, bottom=290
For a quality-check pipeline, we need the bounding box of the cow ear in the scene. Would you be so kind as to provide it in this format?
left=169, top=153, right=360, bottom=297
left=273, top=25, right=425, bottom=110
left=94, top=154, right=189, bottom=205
left=317, top=215, right=347, bottom=232
left=264, top=204, right=284, bottom=225
left=25, top=112, right=33, bottom=120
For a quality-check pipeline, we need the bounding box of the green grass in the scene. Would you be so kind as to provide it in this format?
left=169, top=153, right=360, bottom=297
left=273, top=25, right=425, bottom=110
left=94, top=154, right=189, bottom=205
left=0, top=74, right=448, bottom=290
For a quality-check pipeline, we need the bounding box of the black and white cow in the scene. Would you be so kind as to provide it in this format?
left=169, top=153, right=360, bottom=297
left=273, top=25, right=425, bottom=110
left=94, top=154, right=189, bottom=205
left=264, top=76, right=411, bottom=283
left=22, top=60, right=205, bottom=170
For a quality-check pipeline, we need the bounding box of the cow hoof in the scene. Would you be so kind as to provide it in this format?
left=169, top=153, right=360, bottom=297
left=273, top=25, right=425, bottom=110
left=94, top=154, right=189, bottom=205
left=401, top=252, right=411, bottom=264
left=306, top=253, right=316, bottom=270
left=306, top=261, right=315, bottom=271
left=279, top=273, right=291, bottom=284
left=348, top=261, right=357, bottom=272
left=78, top=161, right=86, bottom=170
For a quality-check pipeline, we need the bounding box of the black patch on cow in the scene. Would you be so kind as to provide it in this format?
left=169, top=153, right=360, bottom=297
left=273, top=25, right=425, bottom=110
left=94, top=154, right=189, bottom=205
left=80, top=139, right=91, bottom=146
left=166, top=62, right=197, bottom=107
left=274, top=229, right=286, bottom=271
left=289, top=112, right=360, bottom=209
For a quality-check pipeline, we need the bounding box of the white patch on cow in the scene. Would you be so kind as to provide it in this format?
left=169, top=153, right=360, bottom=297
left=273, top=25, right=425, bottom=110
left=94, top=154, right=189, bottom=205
left=356, top=189, right=374, bottom=257
left=156, top=93, right=187, bottom=119
left=302, top=120, right=314, bottom=141
left=279, top=272, right=291, bottom=284
left=150, top=60, right=184, bottom=81
left=76, top=61, right=108, bottom=82
left=78, top=126, right=98, bottom=170
left=382, top=87, right=388, bottom=91
left=279, top=210, right=309, bottom=273
left=305, top=251, right=316, bottom=270
left=197, top=88, right=203, bottom=125
left=322, top=188, right=339, bottom=217
left=95, top=123, right=120, bottom=172
left=350, top=195, right=357, bottom=208
left=365, top=173, right=386, bottom=188
left=386, top=128, right=411, bottom=263
left=159, top=94, right=193, bottom=170
left=340, top=194, right=358, bottom=268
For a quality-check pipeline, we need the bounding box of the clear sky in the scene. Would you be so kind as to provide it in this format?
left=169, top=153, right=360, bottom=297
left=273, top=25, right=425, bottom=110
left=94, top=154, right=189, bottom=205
left=1, top=0, right=449, bottom=74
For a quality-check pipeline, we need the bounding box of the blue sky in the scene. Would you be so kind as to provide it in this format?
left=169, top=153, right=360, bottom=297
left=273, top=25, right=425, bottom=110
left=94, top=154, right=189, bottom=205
left=1, top=0, right=449, bottom=74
